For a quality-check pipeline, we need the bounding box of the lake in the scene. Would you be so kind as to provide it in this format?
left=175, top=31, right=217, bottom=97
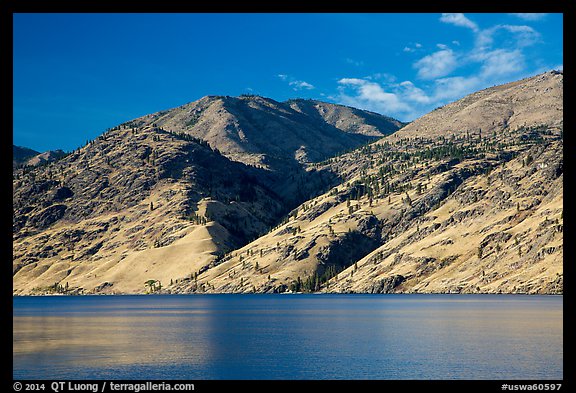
left=13, top=294, right=562, bottom=380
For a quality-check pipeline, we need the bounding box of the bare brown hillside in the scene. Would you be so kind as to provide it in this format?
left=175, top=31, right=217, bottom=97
left=169, top=71, right=563, bottom=295
left=12, top=97, right=401, bottom=295
left=126, top=95, right=402, bottom=172
left=12, top=72, right=562, bottom=295
left=388, top=71, right=562, bottom=141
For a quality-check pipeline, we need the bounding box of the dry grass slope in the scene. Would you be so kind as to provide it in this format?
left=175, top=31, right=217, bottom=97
left=13, top=72, right=562, bottom=295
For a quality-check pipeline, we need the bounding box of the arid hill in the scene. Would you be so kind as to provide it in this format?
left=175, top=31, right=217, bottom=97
left=170, top=71, right=563, bottom=295
left=13, top=145, right=40, bottom=167
left=12, top=98, right=402, bottom=295
left=388, top=70, right=563, bottom=141
left=13, top=145, right=67, bottom=169
left=12, top=71, right=562, bottom=295
left=125, top=96, right=402, bottom=170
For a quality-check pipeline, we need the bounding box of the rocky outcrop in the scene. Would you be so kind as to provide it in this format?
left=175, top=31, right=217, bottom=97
left=369, top=275, right=406, bottom=294
left=28, top=204, right=67, bottom=229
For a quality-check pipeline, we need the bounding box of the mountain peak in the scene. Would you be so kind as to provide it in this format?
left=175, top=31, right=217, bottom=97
left=129, top=94, right=403, bottom=171
left=390, top=71, right=562, bottom=141
left=13, top=145, right=66, bottom=168
left=13, top=145, right=40, bottom=167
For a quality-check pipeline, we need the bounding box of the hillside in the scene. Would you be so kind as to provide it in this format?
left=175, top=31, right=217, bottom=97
left=13, top=145, right=67, bottom=169
left=169, top=71, right=563, bottom=295
left=178, top=131, right=562, bottom=295
left=12, top=97, right=402, bottom=295
left=12, top=72, right=563, bottom=295
left=13, top=145, right=40, bottom=167
left=25, top=149, right=67, bottom=167
left=125, top=96, right=402, bottom=170
left=388, top=70, right=563, bottom=141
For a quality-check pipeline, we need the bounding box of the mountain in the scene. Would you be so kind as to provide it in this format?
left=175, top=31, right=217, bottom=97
left=13, top=145, right=40, bottom=167
left=126, top=96, right=402, bottom=170
left=12, top=97, right=402, bottom=295
left=126, top=96, right=404, bottom=204
left=169, top=71, right=563, bottom=295
left=13, top=145, right=67, bottom=168
left=26, top=149, right=67, bottom=167
left=12, top=72, right=563, bottom=295
left=388, top=70, right=563, bottom=141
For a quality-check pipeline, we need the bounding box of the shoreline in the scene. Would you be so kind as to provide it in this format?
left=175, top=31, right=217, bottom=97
left=12, top=291, right=564, bottom=297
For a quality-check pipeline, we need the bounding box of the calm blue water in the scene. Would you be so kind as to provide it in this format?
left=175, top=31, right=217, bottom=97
left=13, top=294, right=562, bottom=380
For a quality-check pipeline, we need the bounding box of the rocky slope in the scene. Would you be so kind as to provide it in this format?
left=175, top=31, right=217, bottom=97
left=125, top=96, right=402, bottom=170
left=179, top=129, right=562, bottom=295
left=129, top=96, right=404, bottom=205
left=25, top=149, right=67, bottom=167
left=12, top=98, right=401, bottom=295
left=169, top=71, right=563, bottom=295
left=389, top=70, right=563, bottom=141
left=12, top=125, right=288, bottom=294
left=12, top=72, right=562, bottom=295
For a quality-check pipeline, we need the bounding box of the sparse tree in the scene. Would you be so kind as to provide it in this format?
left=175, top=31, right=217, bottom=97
left=416, top=183, right=422, bottom=195
left=145, top=279, right=157, bottom=293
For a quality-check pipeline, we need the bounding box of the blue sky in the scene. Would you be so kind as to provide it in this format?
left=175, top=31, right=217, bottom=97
left=13, top=13, right=563, bottom=153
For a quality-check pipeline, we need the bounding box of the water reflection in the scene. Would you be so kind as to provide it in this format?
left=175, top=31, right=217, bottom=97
left=13, top=294, right=562, bottom=380
left=14, top=296, right=218, bottom=379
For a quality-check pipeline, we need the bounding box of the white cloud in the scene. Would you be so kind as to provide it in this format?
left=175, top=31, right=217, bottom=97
left=398, top=81, right=431, bottom=104
left=414, top=49, right=457, bottom=79
left=336, top=78, right=412, bottom=114
left=289, top=80, right=315, bottom=90
left=500, top=25, right=541, bottom=47
left=333, top=75, right=488, bottom=121
left=479, top=49, right=525, bottom=78
left=277, top=74, right=315, bottom=91
left=432, top=76, right=482, bottom=102
left=509, top=13, right=548, bottom=21
left=338, top=78, right=365, bottom=86
left=333, top=70, right=528, bottom=122
left=345, top=58, right=364, bottom=66
left=403, top=42, right=423, bottom=53
left=440, top=13, right=479, bottom=32
left=330, top=13, right=553, bottom=122
left=334, top=78, right=438, bottom=120
left=475, top=24, right=540, bottom=52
